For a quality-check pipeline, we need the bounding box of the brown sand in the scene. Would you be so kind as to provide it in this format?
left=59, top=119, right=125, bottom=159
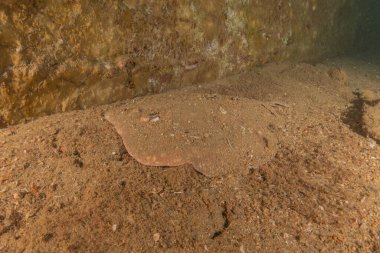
left=1, top=57, right=380, bottom=252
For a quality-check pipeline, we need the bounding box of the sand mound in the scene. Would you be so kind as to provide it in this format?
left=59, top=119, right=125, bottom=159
left=328, top=67, right=348, bottom=85
left=363, top=102, right=380, bottom=141
left=358, top=90, right=380, bottom=142
left=105, top=92, right=279, bottom=177
left=1, top=61, right=380, bottom=252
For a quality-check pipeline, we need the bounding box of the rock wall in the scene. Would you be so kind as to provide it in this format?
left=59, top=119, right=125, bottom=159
left=0, top=0, right=362, bottom=126
left=356, top=0, right=380, bottom=51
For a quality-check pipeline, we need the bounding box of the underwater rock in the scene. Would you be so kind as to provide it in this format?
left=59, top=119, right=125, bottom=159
left=0, top=1, right=365, bottom=126
left=363, top=102, right=380, bottom=142
left=359, top=89, right=380, bottom=104
left=105, top=92, right=279, bottom=177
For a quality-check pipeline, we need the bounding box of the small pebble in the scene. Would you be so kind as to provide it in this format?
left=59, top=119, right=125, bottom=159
left=112, top=224, right=118, bottom=232
left=368, top=139, right=377, bottom=149
left=219, top=107, right=227, bottom=114
left=153, top=233, right=160, bottom=242
left=140, top=116, right=150, bottom=123
left=150, top=116, right=160, bottom=123
left=13, top=192, right=21, bottom=199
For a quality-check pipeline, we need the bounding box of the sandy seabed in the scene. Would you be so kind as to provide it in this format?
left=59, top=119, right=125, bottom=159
left=1, top=55, right=380, bottom=252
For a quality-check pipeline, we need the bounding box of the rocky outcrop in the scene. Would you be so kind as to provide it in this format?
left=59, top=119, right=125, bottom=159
left=0, top=0, right=363, bottom=126
left=361, top=90, right=380, bottom=142
left=363, top=103, right=380, bottom=142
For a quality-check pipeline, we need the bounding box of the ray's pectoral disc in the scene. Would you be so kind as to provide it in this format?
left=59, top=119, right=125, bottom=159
left=105, top=92, right=279, bottom=177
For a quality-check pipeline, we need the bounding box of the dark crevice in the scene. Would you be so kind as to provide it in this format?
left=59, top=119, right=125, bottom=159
left=211, top=202, right=229, bottom=240
left=341, top=94, right=366, bottom=138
